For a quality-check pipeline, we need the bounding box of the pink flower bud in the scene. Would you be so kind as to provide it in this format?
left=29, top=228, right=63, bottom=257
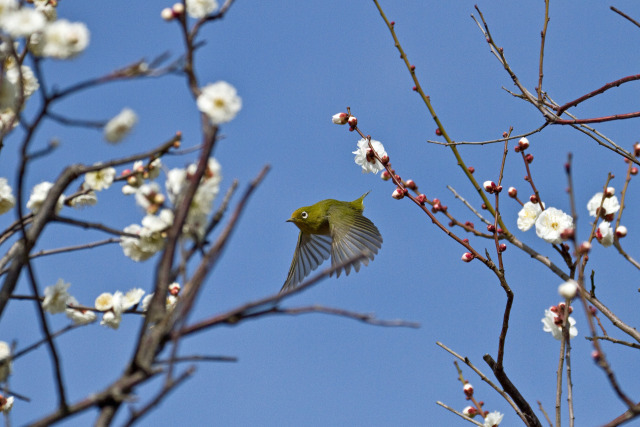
left=392, top=188, right=405, bottom=200
left=495, top=185, right=503, bottom=193
left=435, top=128, right=442, bottom=136
left=461, top=252, right=474, bottom=262
left=558, top=280, right=578, bottom=299
left=463, top=383, right=474, bottom=397
left=380, top=155, right=390, bottom=165
left=529, top=195, right=538, bottom=204
left=578, top=241, right=591, bottom=254
left=169, top=282, right=181, bottom=296
left=508, top=187, right=517, bottom=198
left=347, top=116, right=358, bottom=127
left=463, top=406, right=477, bottom=417
left=416, top=194, right=427, bottom=205
left=498, top=243, right=507, bottom=252
left=605, top=187, right=615, bottom=197
left=468, top=166, right=475, bottom=174
left=518, top=137, right=530, bottom=150
left=616, top=225, right=627, bottom=238
left=514, top=145, right=521, bottom=153
left=483, top=181, right=496, bottom=193
left=405, top=179, right=417, bottom=190
left=487, top=224, right=496, bottom=232
left=634, top=142, right=640, bottom=157
left=525, top=153, right=534, bottom=163
left=631, top=167, right=638, bottom=175
left=172, top=2, right=184, bottom=14
left=331, top=113, right=349, bottom=125
left=381, top=171, right=391, bottom=181
left=161, top=7, right=174, bottom=20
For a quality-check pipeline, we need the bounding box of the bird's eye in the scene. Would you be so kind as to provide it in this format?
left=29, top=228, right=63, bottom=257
left=301, top=211, right=308, bottom=219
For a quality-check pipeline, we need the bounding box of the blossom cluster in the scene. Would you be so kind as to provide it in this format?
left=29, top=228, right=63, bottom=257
left=120, top=157, right=223, bottom=261
left=517, top=201, right=574, bottom=244
left=42, top=279, right=181, bottom=330
left=0, top=0, right=90, bottom=132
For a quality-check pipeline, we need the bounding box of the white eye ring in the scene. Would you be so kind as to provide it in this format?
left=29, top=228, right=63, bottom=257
left=301, top=211, right=308, bottom=219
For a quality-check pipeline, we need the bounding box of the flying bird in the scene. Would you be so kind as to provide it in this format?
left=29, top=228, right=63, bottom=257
left=281, top=192, right=382, bottom=292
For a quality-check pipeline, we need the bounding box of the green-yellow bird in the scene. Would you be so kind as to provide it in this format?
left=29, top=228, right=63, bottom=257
left=281, top=192, right=383, bottom=292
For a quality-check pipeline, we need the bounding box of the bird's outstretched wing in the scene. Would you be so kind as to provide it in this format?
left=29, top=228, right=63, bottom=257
left=329, top=212, right=382, bottom=278
left=281, top=232, right=332, bottom=292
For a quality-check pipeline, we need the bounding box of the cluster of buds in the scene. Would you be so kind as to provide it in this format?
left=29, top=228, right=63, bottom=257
left=549, top=302, right=573, bottom=326
left=122, top=158, right=161, bottom=189
left=431, top=198, right=447, bottom=213
left=463, top=382, right=474, bottom=398
left=161, top=3, right=185, bottom=20
left=514, top=137, right=530, bottom=152
left=483, top=181, right=502, bottom=194
left=138, top=187, right=165, bottom=215
left=332, top=112, right=358, bottom=131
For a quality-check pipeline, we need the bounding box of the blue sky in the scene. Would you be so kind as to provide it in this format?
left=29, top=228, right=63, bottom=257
left=3, top=1, right=640, bottom=425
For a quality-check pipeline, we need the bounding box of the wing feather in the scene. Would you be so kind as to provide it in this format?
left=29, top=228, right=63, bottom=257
left=329, top=211, right=383, bottom=278
left=281, top=232, right=332, bottom=292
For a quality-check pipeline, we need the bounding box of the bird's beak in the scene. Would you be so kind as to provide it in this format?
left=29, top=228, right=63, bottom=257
left=286, top=218, right=294, bottom=223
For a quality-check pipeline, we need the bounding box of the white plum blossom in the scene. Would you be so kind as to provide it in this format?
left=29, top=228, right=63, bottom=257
left=69, top=183, right=97, bottom=208
left=542, top=309, right=577, bottom=340
left=483, top=411, right=504, bottom=427
left=0, top=177, right=15, bottom=214
left=166, top=158, right=222, bottom=239
left=0, top=341, right=11, bottom=382
left=104, top=108, right=138, bottom=143
left=595, top=221, right=614, bottom=247
left=535, top=207, right=573, bottom=244
left=353, top=138, right=387, bottom=174
left=100, top=310, right=121, bottom=329
left=122, top=288, right=145, bottom=310
left=147, top=158, right=162, bottom=180
left=42, top=279, right=71, bottom=314
left=26, top=181, right=65, bottom=214
left=120, top=223, right=166, bottom=261
left=142, top=209, right=174, bottom=232
left=94, top=292, right=114, bottom=311
left=517, top=201, right=544, bottom=231
left=186, top=0, right=218, bottom=18
left=37, top=20, right=89, bottom=59
left=135, top=182, right=162, bottom=213
left=96, top=291, right=124, bottom=329
left=34, top=0, right=56, bottom=21
left=196, top=81, right=242, bottom=125
left=6, top=63, right=39, bottom=99
left=84, top=166, right=115, bottom=191
left=65, top=296, right=97, bottom=325
left=1, top=8, right=46, bottom=38
left=587, top=192, right=620, bottom=218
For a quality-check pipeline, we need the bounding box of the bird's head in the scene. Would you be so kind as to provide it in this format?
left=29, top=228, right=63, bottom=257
left=287, top=203, right=328, bottom=234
